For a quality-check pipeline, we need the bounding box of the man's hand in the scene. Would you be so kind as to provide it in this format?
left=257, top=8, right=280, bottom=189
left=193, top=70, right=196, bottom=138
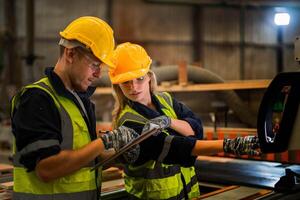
left=100, top=126, right=140, bottom=164
left=100, top=126, right=139, bottom=151
left=223, top=135, right=261, bottom=156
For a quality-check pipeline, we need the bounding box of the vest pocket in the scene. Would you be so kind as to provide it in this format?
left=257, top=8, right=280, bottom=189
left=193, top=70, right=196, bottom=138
left=59, top=168, right=94, bottom=183
left=55, top=168, right=96, bottom=193
left=73, top=121, right=90, bottom=149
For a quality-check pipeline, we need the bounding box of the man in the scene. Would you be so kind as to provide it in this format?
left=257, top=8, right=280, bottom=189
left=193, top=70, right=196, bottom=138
left=10, top=16, right=139, bottom=200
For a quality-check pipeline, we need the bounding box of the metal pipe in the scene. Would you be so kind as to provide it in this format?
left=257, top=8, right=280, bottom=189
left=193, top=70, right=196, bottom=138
left=4, top=0, right=18, bottom=85
left=192, top=5, right=203, bottom=63
left=26, top=0, right=35, bottom=65
left=0, top=0, right=19, bottom=117
left=239, top=3, right=245, bottom=79
left=25, top=0, right=35, bottom=82
left=276, top=26, right=284, bottom=73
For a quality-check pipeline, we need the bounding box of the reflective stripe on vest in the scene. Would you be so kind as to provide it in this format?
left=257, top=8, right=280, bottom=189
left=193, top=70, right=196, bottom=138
left=12, top=186, right=97, bottom=200
left=13, top=139, right=59, bottom=167
left=118, top=92, right=200, bottom=199
left=118, top=109, right=148, bottom=126
left=11, top=77, right=97, bottom=199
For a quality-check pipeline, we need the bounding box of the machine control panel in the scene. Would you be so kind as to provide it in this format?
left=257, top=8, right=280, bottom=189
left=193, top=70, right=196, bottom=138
left=257, top=72, right=300, bottom=153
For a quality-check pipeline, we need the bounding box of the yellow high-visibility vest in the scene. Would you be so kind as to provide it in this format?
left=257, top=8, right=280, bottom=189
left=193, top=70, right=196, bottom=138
left=117, top=92, right=200, bottom=199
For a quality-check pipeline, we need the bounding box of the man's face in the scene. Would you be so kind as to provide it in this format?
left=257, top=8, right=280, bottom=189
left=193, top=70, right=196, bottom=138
left=70, top=48, right=102, bottom=92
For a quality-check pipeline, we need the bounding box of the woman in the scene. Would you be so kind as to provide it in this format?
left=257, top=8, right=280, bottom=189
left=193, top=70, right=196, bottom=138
left=109, top=42, right=260, bottom=199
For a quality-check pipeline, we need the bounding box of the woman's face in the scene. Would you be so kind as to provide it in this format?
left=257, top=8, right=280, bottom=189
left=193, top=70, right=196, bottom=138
left=119, top=74, right=151, bottom=104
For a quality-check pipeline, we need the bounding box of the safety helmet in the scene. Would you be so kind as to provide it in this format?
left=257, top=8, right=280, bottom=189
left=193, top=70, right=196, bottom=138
left=60, top=16, right=115, bottom=68
left=109, top=42, right=152, bottom=84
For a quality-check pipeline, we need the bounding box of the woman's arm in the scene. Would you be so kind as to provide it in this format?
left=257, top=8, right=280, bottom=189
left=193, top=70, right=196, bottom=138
left=172, top=97, right=203, bottom=139
left=170, top=118, right=195, bottom=136
left=191, top=136, right=260, bottom=156
left=191, top=140, right=223, bottom=156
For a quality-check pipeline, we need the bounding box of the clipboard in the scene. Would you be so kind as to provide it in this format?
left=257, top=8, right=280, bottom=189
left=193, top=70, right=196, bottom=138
left=91, top=124, right=160, bottom=171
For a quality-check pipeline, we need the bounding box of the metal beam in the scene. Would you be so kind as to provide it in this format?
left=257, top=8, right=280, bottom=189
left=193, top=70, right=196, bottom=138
left=145, top=0, right=300, bottom=8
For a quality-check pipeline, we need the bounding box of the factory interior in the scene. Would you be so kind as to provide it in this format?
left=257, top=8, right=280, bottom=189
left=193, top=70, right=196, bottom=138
left=0, top=0, right=300, bottom=199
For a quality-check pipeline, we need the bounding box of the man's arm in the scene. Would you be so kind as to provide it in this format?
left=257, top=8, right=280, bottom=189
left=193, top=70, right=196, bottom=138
left=36, top=138, right=104, bottom=182
left=36, top=126, right=139, bottom=182
left=12, top=89, right=63, bottom=171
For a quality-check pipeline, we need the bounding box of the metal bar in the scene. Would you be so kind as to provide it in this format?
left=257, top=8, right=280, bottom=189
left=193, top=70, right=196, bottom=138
left=145, top=0, right=300, bottom=9
left=26, top=0, right=34, bottom=63
left=4, top=0, right=18, bottom=86
left=239, top=3, right=245, bottom=80
left=192, top=5, right=203, bottom=63
left=276, top=26, right=284, bottom=73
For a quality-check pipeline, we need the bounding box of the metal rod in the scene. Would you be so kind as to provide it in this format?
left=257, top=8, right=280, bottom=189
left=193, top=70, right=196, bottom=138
left=276, top=26, right=284, bottom=73
left=239, top=3, right=245, bottom=80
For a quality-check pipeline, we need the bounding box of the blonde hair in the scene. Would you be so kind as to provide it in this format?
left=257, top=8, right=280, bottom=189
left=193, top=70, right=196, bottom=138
left=111, top=70, right=158, bottom=128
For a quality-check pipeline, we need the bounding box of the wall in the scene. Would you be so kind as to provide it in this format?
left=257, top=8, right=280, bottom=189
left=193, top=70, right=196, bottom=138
left=14, top=0, right=108, bottom=83
left=2, top=0, right=299, bottom=84
left=113, top=0, right=194, bottom=65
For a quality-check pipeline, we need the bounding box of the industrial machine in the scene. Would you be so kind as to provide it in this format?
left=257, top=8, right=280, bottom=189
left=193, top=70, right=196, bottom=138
left=258, top=72, right=300, bottom=153
left=194, top=38, right=300, bottom=199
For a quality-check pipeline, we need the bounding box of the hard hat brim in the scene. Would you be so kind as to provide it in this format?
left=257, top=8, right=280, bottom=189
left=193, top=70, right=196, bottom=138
left=109, top=68, right=149, bottom=84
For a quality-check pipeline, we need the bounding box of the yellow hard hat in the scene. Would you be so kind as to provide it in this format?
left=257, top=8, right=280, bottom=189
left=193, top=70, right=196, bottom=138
left=109, top=42, right=152, bottom=84
left=60, top=16, right=115, bottom=68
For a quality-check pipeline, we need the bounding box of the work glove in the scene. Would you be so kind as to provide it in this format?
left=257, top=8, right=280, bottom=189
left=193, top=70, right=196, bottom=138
left=223, top=135, right=261, bottom=156
left=142, top=115, right=171, bottom=135
left=100, top=126, right=140, bottom=164
left=100, top=126, right=139, bottom=151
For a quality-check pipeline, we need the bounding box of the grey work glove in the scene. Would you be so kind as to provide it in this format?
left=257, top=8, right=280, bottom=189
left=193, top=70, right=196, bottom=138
left=142, top=116, right=171, bottom=135
left=100, top=126, right=139, bottom=151
left=223, top=135, right=261, bottom=156
left=100, top=126, right=140, bottom=164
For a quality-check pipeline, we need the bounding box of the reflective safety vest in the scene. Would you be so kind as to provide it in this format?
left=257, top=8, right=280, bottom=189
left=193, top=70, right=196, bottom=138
left=11, top=77, right=99, bottom=200
left=117, top=92, right=200, bottom=199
